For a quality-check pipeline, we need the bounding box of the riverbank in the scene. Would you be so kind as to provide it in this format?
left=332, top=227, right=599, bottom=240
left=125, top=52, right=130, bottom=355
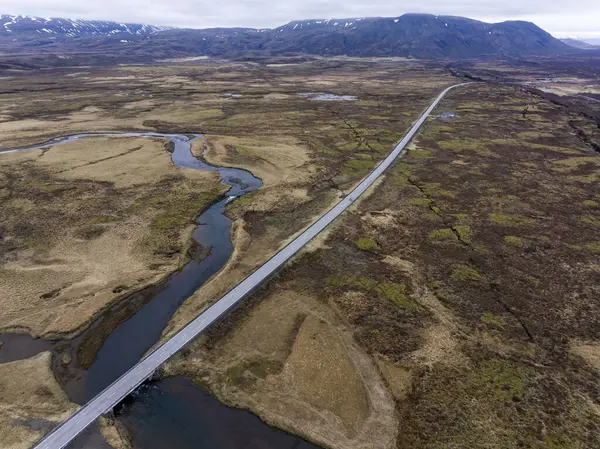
left=0, top=60, right=457, bottom=448
left=0, top=135, right=227, bottom=339
left=1, top=132, right=270, bottom=448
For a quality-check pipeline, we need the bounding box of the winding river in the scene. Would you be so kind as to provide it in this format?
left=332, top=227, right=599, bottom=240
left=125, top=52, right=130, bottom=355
left=0, top=133, right=317, bottom=449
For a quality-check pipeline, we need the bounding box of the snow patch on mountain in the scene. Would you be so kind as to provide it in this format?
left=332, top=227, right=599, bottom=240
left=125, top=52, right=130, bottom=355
left=0, top=14, right=170, bottom=37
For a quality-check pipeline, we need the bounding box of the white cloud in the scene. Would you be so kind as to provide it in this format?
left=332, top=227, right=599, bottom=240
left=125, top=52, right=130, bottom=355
left=2, top=0, right=600, bottom=37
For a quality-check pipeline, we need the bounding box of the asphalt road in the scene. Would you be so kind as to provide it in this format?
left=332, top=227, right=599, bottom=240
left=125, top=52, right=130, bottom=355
left=581, top=95, right=600, bottom=104
left=32, top=82, right=469, bottom=449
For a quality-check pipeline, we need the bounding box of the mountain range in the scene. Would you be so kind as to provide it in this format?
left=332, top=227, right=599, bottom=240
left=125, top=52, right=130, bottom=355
left=1, top=14, right=168, bottom=37
left=560, top=38, right=600, bottom=50
left=0, top=13, right=579, bottom=60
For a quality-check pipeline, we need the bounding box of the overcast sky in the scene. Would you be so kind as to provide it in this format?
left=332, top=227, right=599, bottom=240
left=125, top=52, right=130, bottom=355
left=2, top=0, right=600, bottom=38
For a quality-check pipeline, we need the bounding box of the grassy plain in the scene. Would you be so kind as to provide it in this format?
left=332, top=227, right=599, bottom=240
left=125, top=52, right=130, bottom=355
left=167, top=80, right=600, bottom=449
left=0, top=59, right=454, bottom=447
left=0, top=137, right=224, bottom=338
left=157, top=60, right=455, bottom=343
left=0, top=60, right=451, bottom=341
left=0, top=352, right=77, bottom=449
left=4, top=55, right=600, bottom=449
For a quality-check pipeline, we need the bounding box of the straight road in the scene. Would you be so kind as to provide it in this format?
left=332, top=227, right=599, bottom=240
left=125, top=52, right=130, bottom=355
left=33, top=82, right=470, bottom=449
left=581, top=95, right=600, bottom=104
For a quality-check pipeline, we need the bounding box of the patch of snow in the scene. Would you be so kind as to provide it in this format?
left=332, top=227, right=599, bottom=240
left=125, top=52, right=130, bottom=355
left=445, top=23, right=448, bottom=27
left=293, top=24, right=298, bottom=30
left=334, top=22, right=338, bottom=26
left=120, top=39, right=129, bottom=43
left=394, top=19, right=399, bottom=23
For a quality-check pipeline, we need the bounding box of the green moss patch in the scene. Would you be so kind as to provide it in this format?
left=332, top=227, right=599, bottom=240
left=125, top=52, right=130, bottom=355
left=567, top=241, right=600, bottom=253
left=355, top=238, right=381, bottom=252
left=451, top=264, right=487, bottom=284
left=377, top=281, right=414, bottom=309
left=476, top=359, right=525, bottom=401
left=551, top=157, right=600, bottom=172
left=481, top=312, right=505, bottom=329
left=409, top=197, right=433, bottom=207
left=429, top=228, right=457, bottom=242
left=489, top=213, right=535, bottom=227
left=578, top=215, right=600, bottom=227
left=409, top=148, right=434, bottom=159
left=327, top=276, right=417, bottom=309
left=504, top=236, right=525, bottom=247
left=453, top=225, right=472, bottom=243
left=342, top=159, right=375, bottom=176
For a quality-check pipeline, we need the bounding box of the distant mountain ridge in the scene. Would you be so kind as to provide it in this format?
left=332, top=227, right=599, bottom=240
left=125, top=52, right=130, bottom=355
left=0, top=13, right=577, bottom=60
left=258, top=14, right=573, bottom=58
left=0, top=14, right=168, bottom=36
left=560, top=38, right=600, bottom=50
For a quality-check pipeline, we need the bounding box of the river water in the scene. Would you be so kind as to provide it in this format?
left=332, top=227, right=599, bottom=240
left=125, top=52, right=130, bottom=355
left=0, top=133, right=318, bottom=449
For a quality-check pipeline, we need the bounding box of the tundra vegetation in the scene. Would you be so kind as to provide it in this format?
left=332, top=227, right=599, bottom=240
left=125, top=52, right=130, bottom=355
left=2, top=57, right=600, bottom=448
left=0, top=59, right=453, bottom=445
left=0, top=352, right=77, bottom=448
left=0, top=60, right=452, bottom=339
left=166, top=80, right=600, bottom=448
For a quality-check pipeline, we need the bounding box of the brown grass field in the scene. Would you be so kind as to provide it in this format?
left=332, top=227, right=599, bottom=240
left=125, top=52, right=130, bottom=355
left=2, top=56, right=600, bottom=449
left=0, top=58, right=455, bottom=447
left=0, top=137, right=224, bottom=338
left=0, top=352, right=77, bottom=448
left=166, top=79, right=600, bottom=448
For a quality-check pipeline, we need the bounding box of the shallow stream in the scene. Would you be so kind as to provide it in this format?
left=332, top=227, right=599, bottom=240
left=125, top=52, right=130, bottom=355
left=0, top=133, right=317, bottom=449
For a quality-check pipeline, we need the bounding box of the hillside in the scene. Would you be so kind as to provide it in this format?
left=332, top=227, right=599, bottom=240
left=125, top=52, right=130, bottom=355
left=0, top=14, right=168, bottom=36
left=561, top=38, right=600, bottom=50
left=0, top=13, right=576, bottom=60
left=258, top=14, right=574, bottom=58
